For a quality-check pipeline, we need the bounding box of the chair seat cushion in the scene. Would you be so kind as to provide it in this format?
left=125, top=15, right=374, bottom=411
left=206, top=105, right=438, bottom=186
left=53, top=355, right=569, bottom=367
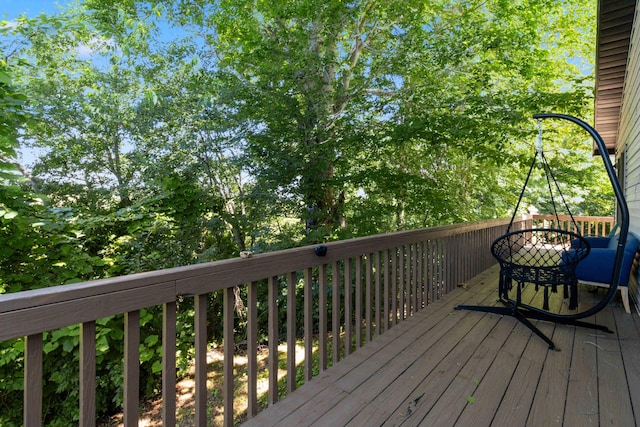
left=574, top=233, right=639, bottom=287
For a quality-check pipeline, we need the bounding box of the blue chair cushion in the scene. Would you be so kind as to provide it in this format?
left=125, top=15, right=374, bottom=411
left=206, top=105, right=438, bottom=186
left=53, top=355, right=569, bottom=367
left=574, top=232, right=639, bottom=286
left=582, top=236, right=611, bottom=248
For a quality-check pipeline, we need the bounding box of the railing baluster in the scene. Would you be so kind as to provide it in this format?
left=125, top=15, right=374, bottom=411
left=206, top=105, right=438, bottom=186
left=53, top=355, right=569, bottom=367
left=457, top=234, right=463, bottom=285
left=375, top=252, right=381, bottom=337
left=24, top=333, right=43, bottom=427
left=286, top=272, right=296, bottom=393
left=247, top=282, right=258, bottom=418
left=411, top=244, right=417, bottom=315
left=80, top=321, right=96, bottom=427
left=431, top=241, right=436, bottom=299
left=194, top=294, right=208, bottom=425
left=124, top=310, right=140, bottom=427
left=268, top=277, right=279, bottom=404
left=383, top=250, right=390, bottom=332
left=365, top=254, right=372, bottom=343
left=344, top=259, right=352, bottom=356
left=224, top=287, right=235, bottom=427
left=406, top=245, right=412, bottom=317
left=332, top=261, right=340, bottom=364
left=436, top=240, right=442, bottom=300
left=319, top=265, right=328, bottom=370
left=453, top=235, right=460, bottom=290
left=443, top=239, right=448, bottom=292
left=398, top=246, right=406, bottom=322
left=304, top=268, right=313, bottom=382
left=355, top=256, right=363, bottom=349
left=391, top=248, right=398, bottom=326
left=162, top=302, right=176, bottom=427
left=404, top=245, right=410, bottom=318
left=427, top=240, right=433, bottom=299
left=416, top=242, right=424, bottom=310
left=446, top=238, right=453, bottom=293
left=423, top=241, right=430, bottom=306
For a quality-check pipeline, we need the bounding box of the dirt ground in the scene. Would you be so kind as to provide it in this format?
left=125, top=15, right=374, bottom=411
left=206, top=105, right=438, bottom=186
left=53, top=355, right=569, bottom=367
left=101, top=342, right=308, bottom=426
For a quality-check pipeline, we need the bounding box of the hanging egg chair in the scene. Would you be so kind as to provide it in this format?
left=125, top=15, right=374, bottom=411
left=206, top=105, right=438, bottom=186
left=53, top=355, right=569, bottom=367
left=456, top=113, right=629, bottom=351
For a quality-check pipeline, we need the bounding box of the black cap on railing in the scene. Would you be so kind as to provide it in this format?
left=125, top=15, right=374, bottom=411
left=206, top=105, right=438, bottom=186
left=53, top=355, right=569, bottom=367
left=314, top=245, right=328, bottom=256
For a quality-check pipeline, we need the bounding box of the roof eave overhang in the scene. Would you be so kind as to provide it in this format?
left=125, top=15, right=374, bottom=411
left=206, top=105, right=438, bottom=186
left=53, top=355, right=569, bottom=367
left=594, top=0, right=637, bottom=155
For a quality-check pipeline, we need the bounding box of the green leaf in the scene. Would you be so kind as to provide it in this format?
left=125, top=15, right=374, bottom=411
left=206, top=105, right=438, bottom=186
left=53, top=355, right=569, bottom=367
left=2, top=210, right=18, bottom=220
left=144, top=334, right=159, bottom=346
left=62, top=339, right=76, bottom=352
left=0, top=71, right=11, bottom=84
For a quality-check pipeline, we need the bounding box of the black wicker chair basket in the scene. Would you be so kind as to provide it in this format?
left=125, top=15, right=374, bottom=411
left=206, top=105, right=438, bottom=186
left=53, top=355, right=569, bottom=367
left=492, top=228, right=590, bottom=311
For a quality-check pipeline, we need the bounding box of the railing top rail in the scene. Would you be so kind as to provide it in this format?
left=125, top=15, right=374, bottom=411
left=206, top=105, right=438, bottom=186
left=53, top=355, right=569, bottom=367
left=0, top=216, right=518, bottom=313
left=0, top=215, right=526, bottom=341
left=532, top=214, right=614, bottom=221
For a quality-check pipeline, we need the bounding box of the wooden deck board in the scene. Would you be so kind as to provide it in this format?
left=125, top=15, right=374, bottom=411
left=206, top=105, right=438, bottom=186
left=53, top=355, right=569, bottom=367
left=596, top=308, right=636, bottom=426
left=491, top=335, right=546, bottom=426
left=414, top=312, right=515, bottom=426
left=454, top=319, right=531, bottom=426
left=341, top=276, right=502, bottom=426
left=613, top=307, right=640, bottom=421
left=241, top=265, right=640, bottom=427
left=561, top=301, right=599, bottom=427
left=308, top=283, right=492, bottom=425
left=372, top=308, right=502, bottom=426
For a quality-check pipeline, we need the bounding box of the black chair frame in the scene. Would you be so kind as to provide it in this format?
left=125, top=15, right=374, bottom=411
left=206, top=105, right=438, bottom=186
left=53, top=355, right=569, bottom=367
left=457, top=228, right=613, bottom=350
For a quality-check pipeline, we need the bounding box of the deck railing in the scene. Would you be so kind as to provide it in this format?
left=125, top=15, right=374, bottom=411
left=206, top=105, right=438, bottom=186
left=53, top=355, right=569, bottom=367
left=531, top=214, right=615, bottom=237
left=0, top=214, right=613, bottom=426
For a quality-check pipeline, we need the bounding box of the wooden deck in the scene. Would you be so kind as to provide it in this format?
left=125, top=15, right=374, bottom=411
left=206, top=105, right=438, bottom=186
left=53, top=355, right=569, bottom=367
left=242, top=265, right=640, bottom=427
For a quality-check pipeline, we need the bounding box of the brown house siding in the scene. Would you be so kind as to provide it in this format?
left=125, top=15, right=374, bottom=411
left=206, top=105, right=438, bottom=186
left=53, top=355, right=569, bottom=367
left=595, top=0, right=637, bottom=154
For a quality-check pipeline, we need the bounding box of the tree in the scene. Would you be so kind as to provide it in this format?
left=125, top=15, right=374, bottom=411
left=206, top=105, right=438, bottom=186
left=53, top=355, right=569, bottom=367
left=9, top=0, right=604, bottom=245
left=4, top=14, right=145, bottom=211
left=139, top=0, right=602, bottom=240
left=0, top=49, right=28, bottom=180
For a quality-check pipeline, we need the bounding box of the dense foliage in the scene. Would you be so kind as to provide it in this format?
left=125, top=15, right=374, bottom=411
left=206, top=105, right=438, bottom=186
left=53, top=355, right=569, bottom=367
left=0, top=0, right=611, bottom=423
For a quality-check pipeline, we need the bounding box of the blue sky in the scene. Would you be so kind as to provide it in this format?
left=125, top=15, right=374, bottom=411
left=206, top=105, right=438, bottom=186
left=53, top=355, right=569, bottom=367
left=1, top=0, right=72, bottom=20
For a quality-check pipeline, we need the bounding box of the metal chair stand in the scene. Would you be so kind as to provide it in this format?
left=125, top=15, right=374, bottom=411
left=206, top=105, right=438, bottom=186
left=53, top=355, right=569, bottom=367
left=456, top=229, right=613, bottom=351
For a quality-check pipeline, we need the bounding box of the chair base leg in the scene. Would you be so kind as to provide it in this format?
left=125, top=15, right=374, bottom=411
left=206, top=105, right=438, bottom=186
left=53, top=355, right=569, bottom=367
left=621, top=287, right=631, bottom=314
left=455, top=299, right=613, bottom=351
